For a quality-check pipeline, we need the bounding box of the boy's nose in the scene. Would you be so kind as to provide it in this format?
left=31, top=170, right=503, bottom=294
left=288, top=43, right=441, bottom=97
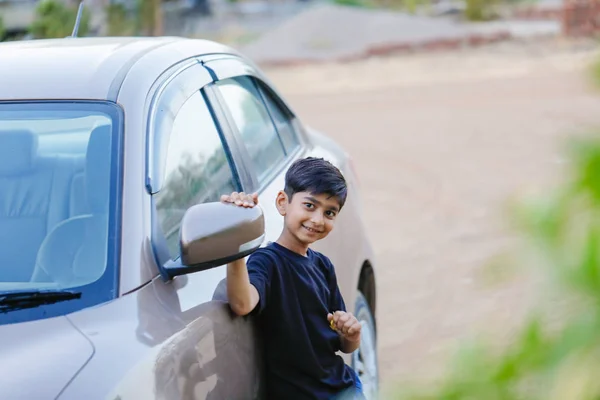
left=311, top=213, right=324, bottom=226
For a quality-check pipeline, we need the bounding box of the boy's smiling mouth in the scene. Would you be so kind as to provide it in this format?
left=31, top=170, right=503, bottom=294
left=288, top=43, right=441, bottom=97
left=302, top=225, right=323, bottom=234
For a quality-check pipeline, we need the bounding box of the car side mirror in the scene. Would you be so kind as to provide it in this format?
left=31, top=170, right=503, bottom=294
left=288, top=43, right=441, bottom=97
left=163, top=202, right=265, bottom=279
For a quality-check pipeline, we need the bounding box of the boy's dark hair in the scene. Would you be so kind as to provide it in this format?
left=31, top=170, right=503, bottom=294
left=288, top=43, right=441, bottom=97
left=284, top=157, right=347, bottom=209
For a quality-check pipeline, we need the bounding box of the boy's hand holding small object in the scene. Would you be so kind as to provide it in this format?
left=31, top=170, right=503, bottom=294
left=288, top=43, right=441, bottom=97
left=327, top=311, right=361, bottom=342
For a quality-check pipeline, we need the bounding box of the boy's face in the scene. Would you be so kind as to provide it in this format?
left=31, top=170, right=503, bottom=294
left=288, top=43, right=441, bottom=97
left=276, top=190, right=341, bottom=246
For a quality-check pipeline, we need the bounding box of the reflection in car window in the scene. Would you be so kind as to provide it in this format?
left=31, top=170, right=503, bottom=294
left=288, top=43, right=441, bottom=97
left=155, top=91, right=238, bottom=258
left=258, top=84, right=300, bottom=154
left=216, top=77, right=286, bottom=183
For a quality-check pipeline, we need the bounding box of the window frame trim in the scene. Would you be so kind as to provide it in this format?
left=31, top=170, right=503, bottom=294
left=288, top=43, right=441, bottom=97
left=201, top=56, right=309, bottom=144
left=203, top=57, right=308, bottom=193
left=211, top=76, right=289, bottom=194
left=200, top=55, right=306, bottom=129
left=203, top=84, right=256, bottom=191
left=145, top=62, right=247, bottom=271
left=255, top=79, right=303, bottom=156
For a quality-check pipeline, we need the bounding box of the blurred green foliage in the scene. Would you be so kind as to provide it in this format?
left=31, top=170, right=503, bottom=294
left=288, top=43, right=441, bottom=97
left=0, top=17, right=5, bottom=40
left=105, top=3, right=136, bottom=36
left=26, top=0, right=159, bottom=39
left=104, top=0, right=161, bottom=37
left=465, top=0, right=497, bottom=21
left=590, top=55, right=600, bottom=90
left=331, top=0, right=429, bottom=12
left=330, top=0, right=500, bottom=19
left=333, top=0, right=370, bottom=8
left=137, top=0, right=162, bottom=36
left=392, top=133, right=600, bottom=399
left=29, top=0, right=90, bottom=39
left=400, top=0, right=429, bottom=13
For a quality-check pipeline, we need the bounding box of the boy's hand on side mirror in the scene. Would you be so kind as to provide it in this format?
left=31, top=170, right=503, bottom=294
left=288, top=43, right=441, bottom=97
left=327, top=311, right=361, bottom=343
left=220, top=192, right=259, bottom=208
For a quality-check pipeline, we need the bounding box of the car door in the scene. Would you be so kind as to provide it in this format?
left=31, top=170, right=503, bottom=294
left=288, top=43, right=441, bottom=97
left=143, top=61, right=264, bottom=399
left=203, top=58, right=353, bottom=308
left=200, top=57, right=309, bottom=247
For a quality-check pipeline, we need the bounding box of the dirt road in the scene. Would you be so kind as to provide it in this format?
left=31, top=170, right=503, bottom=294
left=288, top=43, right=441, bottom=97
left=264, top=40, right=600, bottom=394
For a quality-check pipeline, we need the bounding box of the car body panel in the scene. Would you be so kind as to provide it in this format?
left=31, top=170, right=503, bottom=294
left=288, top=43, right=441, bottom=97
left=0, top=315, right=94, bottom=399
left=60, top=279, right=183, bottom=399
left=61, top=271, right=261, bottom=399
left=0, top=38, right=176, bottom=100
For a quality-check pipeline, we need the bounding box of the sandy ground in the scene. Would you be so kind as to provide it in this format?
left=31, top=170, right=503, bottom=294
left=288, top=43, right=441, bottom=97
left=263, top=39, right=600, bottom=395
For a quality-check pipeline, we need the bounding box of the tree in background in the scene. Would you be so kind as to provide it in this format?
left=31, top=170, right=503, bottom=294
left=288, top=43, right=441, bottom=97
left=26, top=0, right=163, bottom=39
left=29, top=0, right=90, bottom=38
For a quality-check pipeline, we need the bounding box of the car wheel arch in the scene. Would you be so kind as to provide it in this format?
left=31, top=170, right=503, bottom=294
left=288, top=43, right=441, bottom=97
left=357, top=260, right=376, bottom=335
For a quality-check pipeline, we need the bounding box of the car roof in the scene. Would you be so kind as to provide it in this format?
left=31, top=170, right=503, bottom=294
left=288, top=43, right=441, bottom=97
left=0, top=37, right=238, bottom=101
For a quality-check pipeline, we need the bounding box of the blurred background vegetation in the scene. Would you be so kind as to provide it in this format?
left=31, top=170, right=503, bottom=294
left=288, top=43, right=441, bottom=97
left=0, top=0, right=163, bottom=40
left=320, top=0, right=504, bottom=19
left=29, top=0, right=90, bottom=38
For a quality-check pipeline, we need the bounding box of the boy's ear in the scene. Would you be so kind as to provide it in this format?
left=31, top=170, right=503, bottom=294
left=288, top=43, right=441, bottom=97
left=275, top=190, right=288, bottom=216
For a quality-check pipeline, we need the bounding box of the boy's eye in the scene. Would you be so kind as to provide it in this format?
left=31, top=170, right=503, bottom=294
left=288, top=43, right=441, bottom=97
left=326, top=211, right=337, bottom=218
left=303, top=203, right=314, bottom=209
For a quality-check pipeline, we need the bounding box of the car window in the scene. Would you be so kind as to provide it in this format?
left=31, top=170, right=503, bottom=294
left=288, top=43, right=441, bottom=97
left=258, top=83, right=300, bottom=154
left=154, top=91, right=238, bottom=258
left=216, top=76, right=286, bottom=183
left=0, top=101, right=122, bottom=324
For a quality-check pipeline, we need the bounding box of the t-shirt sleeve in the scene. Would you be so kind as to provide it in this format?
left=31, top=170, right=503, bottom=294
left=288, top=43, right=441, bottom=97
left=247, top=250, right=274, bottom=315
left=324, top=256, right=346, bottom=313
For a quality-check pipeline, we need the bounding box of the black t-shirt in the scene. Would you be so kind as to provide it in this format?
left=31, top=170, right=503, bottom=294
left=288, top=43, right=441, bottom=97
left=247, top=242, right=357, bottom=399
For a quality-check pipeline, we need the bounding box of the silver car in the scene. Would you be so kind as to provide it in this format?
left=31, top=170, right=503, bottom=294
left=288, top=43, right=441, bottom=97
left=0, top=37, right=379, bottom=400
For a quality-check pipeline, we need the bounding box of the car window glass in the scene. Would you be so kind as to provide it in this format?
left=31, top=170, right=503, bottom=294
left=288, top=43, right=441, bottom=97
left=216, top=77, right=285, bottom=183
left=155, top=91, right=237, bottom=257
left=0, top=105, right=116, bottom=291
left=259, top=84, right=300, bottom=154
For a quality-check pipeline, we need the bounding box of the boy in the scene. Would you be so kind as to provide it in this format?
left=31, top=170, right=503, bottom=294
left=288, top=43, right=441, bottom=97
left=221, top=157, right=364, bottom=400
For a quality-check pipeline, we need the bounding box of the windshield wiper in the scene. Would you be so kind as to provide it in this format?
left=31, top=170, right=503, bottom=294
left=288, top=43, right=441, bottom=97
left=0, top=290, right=82, bottom=313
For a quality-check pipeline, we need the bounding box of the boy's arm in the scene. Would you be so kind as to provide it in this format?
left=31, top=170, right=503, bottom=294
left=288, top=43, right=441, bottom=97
left=227, top=258, right=260, bottom=316
left=340, top=335, right=361, bottom=354
left=222, top=191, right=261, bottom=316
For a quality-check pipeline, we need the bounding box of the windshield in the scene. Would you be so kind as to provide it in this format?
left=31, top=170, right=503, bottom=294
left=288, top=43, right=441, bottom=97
left=0, top=101, right=122, bottom=324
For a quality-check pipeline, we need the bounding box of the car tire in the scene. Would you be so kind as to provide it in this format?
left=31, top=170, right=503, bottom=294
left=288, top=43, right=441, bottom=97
left=351, top=291, right=379, bottom=400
